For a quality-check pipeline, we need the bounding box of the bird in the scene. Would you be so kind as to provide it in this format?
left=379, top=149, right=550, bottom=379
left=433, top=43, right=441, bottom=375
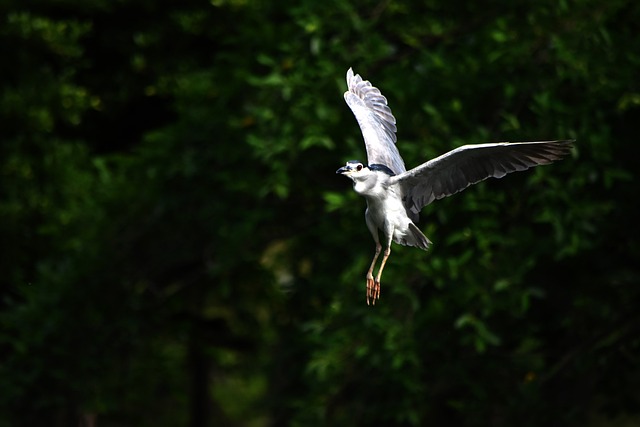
left=336, top=68, right=573, bottom=305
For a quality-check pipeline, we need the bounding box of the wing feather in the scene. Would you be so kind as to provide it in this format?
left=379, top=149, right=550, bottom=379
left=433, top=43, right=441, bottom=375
left=391, top=140, right=573, bottom=216
left=344, top=68, right=406, bottom=174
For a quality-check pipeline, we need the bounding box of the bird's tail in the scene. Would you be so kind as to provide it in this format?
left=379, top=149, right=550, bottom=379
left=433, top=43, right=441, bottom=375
left=408, top=222, right=431, bottom=251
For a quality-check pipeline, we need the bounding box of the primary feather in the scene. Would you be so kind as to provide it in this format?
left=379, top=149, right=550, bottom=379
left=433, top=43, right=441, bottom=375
left=391, top=140, right=574, bottom=217
left=344, top=68, right=406, bottom=175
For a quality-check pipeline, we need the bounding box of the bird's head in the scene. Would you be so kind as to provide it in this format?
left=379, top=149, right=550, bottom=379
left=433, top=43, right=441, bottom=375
left=336, top=161, right=396, bottom=179
left=336, top=161, right=395, bottom=195
left=336, top=160, right=368, bottom=178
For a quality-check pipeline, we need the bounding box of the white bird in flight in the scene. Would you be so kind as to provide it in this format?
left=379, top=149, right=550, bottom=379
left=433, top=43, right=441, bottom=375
left=337, top=68, right=573, bottom=305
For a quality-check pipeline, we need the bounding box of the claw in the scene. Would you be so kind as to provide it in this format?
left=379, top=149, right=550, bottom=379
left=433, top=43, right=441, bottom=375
left=366, top=277, right=375, bottom=305
left=366, top=278, right=380, bottom=305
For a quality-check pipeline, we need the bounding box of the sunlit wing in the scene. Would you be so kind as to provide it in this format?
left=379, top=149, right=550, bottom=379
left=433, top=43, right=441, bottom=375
left=391, top=140, right=574, bottom=216
left=344, top=68, right=406, bottom=175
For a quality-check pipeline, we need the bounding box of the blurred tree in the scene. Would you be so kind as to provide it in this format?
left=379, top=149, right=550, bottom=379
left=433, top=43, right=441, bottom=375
left=0, top=0, right=638, bottom=426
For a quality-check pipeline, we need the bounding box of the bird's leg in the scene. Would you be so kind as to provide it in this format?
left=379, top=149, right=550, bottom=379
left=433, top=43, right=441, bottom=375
left=372, top=245, right=391, bottom=304
left=366, top=243, right=382, bottom=305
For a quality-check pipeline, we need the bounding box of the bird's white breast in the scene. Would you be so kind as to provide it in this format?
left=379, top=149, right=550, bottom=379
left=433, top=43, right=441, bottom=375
left=364, top=186, right=409, bottom=229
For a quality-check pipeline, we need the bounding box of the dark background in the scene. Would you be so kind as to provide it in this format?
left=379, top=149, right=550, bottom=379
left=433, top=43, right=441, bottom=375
left=1, top=1, right=639, bottom=426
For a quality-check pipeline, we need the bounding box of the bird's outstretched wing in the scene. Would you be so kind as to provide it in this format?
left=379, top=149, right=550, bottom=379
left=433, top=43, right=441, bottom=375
left=344, top=68, right=406, bottom=174
left=391, top=140, right=574, bottom=216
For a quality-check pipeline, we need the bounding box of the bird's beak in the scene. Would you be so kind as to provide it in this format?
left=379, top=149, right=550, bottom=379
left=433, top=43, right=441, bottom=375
left=336, top=166, right=349, bottom=174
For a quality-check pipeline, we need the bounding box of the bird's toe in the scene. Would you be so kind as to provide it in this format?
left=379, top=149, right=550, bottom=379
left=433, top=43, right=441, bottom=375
left=366, top=277, right=375, bottom=305
left=373, top=280, right=381, bottom=303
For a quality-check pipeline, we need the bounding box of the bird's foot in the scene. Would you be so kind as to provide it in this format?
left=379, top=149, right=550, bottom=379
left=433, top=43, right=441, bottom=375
left=366, top=277, right=381, bottom=305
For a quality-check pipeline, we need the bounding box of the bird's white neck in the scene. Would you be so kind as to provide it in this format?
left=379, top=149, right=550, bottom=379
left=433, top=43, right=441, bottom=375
left=352, top=172, right=390, bottom=198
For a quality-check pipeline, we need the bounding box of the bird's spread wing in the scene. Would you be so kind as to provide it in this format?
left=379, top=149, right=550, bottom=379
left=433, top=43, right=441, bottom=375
left=391, top=140, right=574, bottom=216
left=344, top=68, right=406, bottom=174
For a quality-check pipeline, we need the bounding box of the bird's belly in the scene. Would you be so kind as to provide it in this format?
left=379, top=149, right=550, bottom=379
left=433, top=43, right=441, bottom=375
left=367, top=196, right=411, bottom=234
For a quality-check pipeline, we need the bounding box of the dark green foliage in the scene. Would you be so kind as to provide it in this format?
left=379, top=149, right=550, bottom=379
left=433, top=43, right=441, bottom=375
left=1, top=1, right=639, bottom=426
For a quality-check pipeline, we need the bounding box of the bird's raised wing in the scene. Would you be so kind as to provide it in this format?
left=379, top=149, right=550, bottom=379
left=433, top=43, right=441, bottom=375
left=344, top=68, right=406, bottom=174
left=391, top=140, right=573, bottom=216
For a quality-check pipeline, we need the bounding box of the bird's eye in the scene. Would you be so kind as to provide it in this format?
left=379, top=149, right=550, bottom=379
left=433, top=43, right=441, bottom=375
left=356, top=164, right=363, bottom=171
